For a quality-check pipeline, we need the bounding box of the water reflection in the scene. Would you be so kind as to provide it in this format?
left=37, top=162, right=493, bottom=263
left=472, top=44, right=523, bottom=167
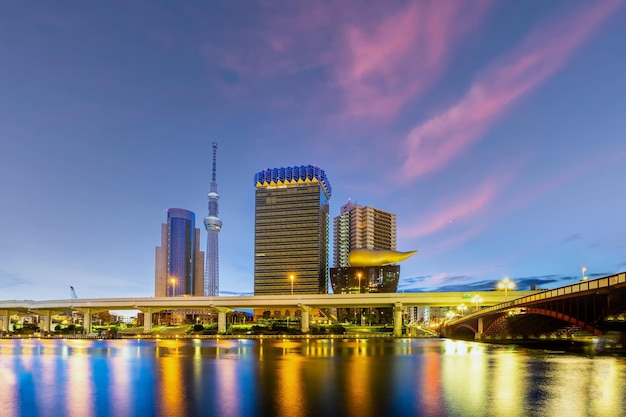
left=345, top=341, right=372, bottom=417
left=215, top=346, right=241, bottom=417
left=66, top=341, right=94, bottom=417
left=419, top=349, right=444, bottom=416
left=491, top=349, right=525, bottom=417
left=276, top=343, right=305, bottom=417
left=1, top=338, right=626, bottom=417
left=109, top=342, right=132, bottom=417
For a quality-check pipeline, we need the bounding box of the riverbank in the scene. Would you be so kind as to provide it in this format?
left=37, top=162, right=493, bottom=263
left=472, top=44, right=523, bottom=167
left=3, top=329, right=624, bottom=355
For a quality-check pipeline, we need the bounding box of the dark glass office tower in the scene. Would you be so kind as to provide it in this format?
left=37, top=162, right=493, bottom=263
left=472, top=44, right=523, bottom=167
left=155, top=208, right=204, bottom=297
left=253, top=165, right=331, bottom=295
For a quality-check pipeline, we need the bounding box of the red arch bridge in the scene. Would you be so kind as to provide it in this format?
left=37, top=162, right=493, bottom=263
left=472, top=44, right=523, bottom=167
left=442, top=272, right=626, bottom=342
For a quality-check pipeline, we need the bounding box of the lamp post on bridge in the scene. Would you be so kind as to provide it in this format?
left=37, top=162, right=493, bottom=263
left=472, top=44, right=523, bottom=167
left=581, top=266, right=588, bottom=281
left=471, top=295, right=483, bottom=312
left=498, top=277, right=515, bottom=301
left=458, top=304, right=467, bottom=316
left=357, top=272, right=362, bottom=294
left=289, top=274, right=295, bottom=296
left=446, top=310, right=456, bottom=322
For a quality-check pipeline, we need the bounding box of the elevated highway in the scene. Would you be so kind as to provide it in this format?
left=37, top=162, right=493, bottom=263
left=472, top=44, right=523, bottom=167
left=0, top=290, right=539, bottom=336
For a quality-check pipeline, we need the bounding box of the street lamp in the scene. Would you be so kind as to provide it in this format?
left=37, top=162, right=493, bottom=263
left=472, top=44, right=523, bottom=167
left=457, top=304, right=467, bottom=316
left=581, top=266, right=588, bottom=281
left=170, top=277, right=177, bottom=297
left=289, top=275, right=294, bottom=296
left=498, top=277, right=515, bottom=301
left=471, top=295, right=483, bottom=312
left=357, top=272, right=362, bottom=294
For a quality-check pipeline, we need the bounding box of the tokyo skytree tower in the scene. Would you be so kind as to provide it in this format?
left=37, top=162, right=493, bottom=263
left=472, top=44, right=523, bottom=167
left=204, top=142, right=222, bottom=296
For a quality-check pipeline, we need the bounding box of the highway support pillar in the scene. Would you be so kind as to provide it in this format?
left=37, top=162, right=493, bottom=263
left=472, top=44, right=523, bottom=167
left=216, top=307, right=231, bottom=334
left=393, top=302, right=403, bottom=337
left=1, top=310, right=8, bottom=335
left=299, top=305, right=311, bottom=333
left=83, top=309, right=92, bottom=334
left=475, top=318, right=484, bottom=340
left=143, top=308, right=152, bottom=334
left=41, top=310, right=51, bottom=335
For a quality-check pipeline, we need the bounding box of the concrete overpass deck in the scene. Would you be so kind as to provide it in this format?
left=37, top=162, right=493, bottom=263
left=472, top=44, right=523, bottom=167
left=0, top=291, right=540, bottom=336
left=0, top=290, right=540, bottom=311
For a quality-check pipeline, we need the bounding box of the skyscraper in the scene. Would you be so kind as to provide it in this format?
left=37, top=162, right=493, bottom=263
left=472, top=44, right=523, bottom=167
left=155, top=208, right=205, bottom=297
left=333, top=200, right=397, bottom=268
left=253, top=165, right=332, bottom=295
left=331, top=202, right=401, bottom=324
left=331, top=201, right=400, bottom=297
left=204, top=142, right=222, bottom=296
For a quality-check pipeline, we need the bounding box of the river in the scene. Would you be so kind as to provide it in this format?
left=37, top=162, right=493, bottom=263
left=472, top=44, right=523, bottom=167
left=1, top=337, right=625, bottom=417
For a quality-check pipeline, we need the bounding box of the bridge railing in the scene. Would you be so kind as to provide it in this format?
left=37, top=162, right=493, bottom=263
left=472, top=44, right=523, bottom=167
left=447, top=272, right=626, bottom=324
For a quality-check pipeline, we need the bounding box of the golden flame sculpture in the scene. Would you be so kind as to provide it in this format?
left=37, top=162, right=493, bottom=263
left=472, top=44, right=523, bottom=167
left=348, top=249, right=418, bottom=267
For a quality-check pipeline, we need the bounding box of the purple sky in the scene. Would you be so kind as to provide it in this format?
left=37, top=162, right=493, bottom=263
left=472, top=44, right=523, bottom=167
left=1, top=1, right=625, bottom=300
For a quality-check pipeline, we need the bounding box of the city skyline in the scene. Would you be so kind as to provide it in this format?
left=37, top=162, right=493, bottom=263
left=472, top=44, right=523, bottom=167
left=1, top=1, right=626, bottom=300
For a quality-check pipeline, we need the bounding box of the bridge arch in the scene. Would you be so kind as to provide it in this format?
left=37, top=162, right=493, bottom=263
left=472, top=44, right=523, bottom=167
left=483, top=314, right=508, bottom=335
left=523, top=308, right=603, bottom=336
left=447, top=323, right=478, bottom=339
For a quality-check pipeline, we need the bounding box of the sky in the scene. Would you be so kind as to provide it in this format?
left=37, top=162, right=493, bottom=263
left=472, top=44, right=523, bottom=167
left=1, top=0, right=626, bottom=301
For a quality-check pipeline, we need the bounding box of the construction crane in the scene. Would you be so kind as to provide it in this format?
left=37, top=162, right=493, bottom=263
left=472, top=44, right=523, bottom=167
left=70, top=286, right=78, bottom=299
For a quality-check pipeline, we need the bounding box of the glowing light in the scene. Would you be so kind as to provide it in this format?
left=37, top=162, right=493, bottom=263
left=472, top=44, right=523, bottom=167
left=348, top=249, right=418, bottom=266
left=170, top=277, right=177, bottom=297
left=498, top=277, right=515, bottom=301
left=471, top=295, right=483, bottom=312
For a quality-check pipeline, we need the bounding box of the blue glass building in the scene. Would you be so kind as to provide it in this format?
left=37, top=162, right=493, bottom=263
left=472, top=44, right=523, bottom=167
left=155, top=208, right=205, bottom=297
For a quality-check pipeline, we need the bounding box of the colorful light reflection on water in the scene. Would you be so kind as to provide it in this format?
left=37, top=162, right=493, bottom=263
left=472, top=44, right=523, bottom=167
left=1, top=338, right=625, bottom=417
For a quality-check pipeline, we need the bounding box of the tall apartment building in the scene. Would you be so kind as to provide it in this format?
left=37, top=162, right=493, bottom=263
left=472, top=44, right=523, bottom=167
left=330, top=201, right=400, bottom=298
left=333, top=200, right=397, bottom=267
left=253, top=165, right=332, bottom=295
left=155, top=208, right=205, bottom=297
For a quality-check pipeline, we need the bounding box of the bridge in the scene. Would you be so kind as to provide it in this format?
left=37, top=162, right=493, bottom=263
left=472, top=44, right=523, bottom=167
left=0, top=290, right=540, bottom=336
left=442, top=272, right=626, bottom=342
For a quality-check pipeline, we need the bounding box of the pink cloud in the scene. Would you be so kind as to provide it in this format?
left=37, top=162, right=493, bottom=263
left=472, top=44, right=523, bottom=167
left=399, top=178, right=503, bottom=240
left=200, top=2, right=336, bottom=83
left=400, top=0, right=624, bottom=180
left=197, top=1, right=491, bottom=122
left=336, top=0, right=490, bottom=120
left=424, top=225, right=486, bottom=256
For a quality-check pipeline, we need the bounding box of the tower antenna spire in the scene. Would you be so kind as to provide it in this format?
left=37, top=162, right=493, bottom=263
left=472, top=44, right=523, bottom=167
left=211, top=142, right=217, bottom=185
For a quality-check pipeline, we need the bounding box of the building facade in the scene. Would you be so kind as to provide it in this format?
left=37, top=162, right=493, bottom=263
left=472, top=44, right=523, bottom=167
left=331, top=201, right=399, bottom=294
left=330, top=265, right=400, bottom=294
left=331, top=202, right=399, bottom=322
left=253, top=165, right=332, bottom=295
left=333, top=201, right=397, bottom=268
left=155, top=208, right=205, bottom=297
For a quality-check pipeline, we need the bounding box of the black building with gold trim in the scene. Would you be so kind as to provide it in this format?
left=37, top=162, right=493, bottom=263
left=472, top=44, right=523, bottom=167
left=253, top=165, right=331, bottom=295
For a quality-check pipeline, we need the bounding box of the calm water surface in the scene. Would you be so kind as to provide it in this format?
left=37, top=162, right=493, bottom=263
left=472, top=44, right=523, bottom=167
left=1, top=338, right=625, bottom=417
